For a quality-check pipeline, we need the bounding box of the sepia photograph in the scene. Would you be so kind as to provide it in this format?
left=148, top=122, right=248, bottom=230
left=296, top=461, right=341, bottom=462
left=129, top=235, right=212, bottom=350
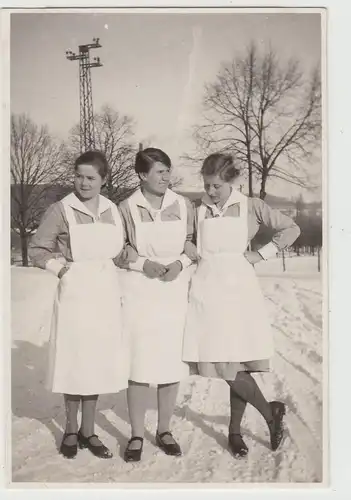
left=8, top=7, right=325, bottom=486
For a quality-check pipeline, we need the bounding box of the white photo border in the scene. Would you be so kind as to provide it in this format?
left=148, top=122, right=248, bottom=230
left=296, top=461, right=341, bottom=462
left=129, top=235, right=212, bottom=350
left=0, top=0, right=347, bottom=498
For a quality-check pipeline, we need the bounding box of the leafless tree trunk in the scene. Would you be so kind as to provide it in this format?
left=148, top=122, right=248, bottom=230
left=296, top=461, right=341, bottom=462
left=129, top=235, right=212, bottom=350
left=65, top=106, right=139, bottom=203
left=11, top=114, right=68, bottom=266
left=185, top=42, right=321, bottom=199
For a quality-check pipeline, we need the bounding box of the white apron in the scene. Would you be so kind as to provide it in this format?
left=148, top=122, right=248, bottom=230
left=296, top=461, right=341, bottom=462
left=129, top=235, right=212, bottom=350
left=183, top=191, right=274, bottom=363
left=120, top=192, right=190, bottom=384
left=46, top=195, right=129, bottom=395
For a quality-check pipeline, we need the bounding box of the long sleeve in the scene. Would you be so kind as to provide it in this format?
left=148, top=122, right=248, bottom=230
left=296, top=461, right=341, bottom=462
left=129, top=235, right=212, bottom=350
left=115, top=201, right=145, bottom=272
left=251, top=198, right=301, bottom=260
left=178, top=197, right=196, bottom=269
left=112, top=205, right=136, bottom=268
left=28, top=202, right=68, bottom=276
left=185, top=197, right=195, bottom=242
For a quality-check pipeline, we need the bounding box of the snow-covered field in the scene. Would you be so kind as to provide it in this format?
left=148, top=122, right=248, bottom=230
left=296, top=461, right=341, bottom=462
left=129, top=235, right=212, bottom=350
left=10, top=257, right=324, bottom=485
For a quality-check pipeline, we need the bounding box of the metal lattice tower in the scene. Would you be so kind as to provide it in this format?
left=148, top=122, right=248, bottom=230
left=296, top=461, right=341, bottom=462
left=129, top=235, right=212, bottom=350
left=66, top=38, right=103, bottom=153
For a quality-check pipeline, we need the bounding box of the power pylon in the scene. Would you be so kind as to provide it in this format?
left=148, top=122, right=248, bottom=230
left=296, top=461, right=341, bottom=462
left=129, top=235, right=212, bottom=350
left=66, top=38, right=103, bottom=153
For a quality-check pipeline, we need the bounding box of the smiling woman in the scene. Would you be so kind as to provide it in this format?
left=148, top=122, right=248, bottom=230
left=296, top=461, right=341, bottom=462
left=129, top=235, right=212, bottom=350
left=28, top=150, right=129, bottom=461
left=183, top=152, right=301, bottom=459
left=135, top=148, right=172, bottom=196
left=74, top=151, right=109, bottom=202
left=117, top=147, right=196, bottom=463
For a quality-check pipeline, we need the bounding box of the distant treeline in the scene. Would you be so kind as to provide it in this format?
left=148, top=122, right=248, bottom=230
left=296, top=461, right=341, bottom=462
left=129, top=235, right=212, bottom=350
left=251, top=213, right=322, bottom=253
left=11, top=184, right=322, bottom=254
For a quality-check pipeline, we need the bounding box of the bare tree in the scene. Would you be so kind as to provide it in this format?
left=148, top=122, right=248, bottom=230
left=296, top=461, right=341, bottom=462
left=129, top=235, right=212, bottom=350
left=11, top=114, right=68, bottom=266
left=295, top=193, right=306, bottom=218
left=169, top=173, right=184, bottom=191
left=66, top=106, right=139, bottom=203
left=185, top=43, right=321, bottom=199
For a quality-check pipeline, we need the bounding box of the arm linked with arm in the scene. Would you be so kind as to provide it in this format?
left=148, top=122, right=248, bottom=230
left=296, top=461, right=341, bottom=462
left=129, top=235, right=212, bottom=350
left=114, top=202, right=146, bottom=271
left=179, top=197, right=197, bottom=268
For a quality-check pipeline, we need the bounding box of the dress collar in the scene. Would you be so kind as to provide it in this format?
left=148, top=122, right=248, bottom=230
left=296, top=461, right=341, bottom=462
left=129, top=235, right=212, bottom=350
left=131, top=188, right=178, bottom=212
left=64, top=192, right=111, bottom=218
left=201, top=188, right=244, bottom=216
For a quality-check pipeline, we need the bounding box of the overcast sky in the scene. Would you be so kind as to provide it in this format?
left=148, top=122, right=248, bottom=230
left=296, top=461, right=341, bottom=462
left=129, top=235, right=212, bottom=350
left=11, top=11, right=322, bottom=200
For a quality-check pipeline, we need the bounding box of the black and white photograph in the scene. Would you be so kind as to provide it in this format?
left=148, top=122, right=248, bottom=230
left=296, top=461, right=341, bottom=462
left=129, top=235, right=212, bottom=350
left=7, top=7, right=325, bottom=486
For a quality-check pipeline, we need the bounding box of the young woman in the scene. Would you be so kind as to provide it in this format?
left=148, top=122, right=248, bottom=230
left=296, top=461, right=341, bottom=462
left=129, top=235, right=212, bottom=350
left=29, top=150, right=129, bottom=460
left=118, top=147, right=194, bottom=462
left=183, top=153, right=300, bottom=459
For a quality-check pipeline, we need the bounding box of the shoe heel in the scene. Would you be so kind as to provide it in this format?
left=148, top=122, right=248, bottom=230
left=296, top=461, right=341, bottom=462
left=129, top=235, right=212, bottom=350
left=124, top=437, right=144, bottom=463
left=273, top=401, right=286, bottom=415
left=278, top=402, right=286, bottom=415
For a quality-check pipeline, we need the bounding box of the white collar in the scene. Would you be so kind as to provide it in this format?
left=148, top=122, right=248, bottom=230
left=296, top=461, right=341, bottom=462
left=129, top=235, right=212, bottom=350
left=202, top=188, right=244, bottom=215
left=131, top=188, right=179, bottom=212
left=64, top=192, right=112, bottom=218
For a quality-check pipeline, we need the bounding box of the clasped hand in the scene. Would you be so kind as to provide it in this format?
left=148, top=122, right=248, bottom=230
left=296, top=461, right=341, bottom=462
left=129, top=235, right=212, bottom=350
left=143, top=259, right=182, bottom=282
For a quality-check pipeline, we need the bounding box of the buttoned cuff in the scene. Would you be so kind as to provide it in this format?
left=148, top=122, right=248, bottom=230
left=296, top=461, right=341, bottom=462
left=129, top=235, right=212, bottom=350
left=128, top=257, right=147, bottom=272
left=45, top=258, right=65, bottom=277
left=257, top=242, right=279, bottom=260
left=179, top=254, right=193, bottom=269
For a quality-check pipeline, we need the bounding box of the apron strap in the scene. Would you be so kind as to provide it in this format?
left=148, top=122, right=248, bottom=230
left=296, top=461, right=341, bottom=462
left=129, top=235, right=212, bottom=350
left=128, top=195, right=146, bottom=254
left=178, top=196, right=188, bottom=243
left=60, top=199, right=78, bottom=261
left=110, top=201, right=123, bottom=227
left=239, top=193, right=248, bottom=221
left=128, top=196, right=143, bottom=225
left=178, top=196, right=187, bottom=221
left=61, top=200, right=78, bottom=228
left=239, top=194, right=249, bottom=250
left=197, top=204, right=207, bottom=254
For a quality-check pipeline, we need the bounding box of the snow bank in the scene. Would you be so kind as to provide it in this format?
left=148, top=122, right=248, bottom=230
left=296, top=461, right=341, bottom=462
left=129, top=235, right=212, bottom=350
left=11, top=266, right=323, bottom=484
left=255, top=255, right=321, bottom=278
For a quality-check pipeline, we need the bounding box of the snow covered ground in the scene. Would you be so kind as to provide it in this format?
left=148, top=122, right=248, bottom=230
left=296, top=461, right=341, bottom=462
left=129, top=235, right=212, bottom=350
left=10, top=257, right=324, bottom=485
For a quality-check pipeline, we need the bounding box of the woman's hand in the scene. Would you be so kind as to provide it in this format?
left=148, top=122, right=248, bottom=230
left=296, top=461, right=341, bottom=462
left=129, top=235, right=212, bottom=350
left=184, top=241, right=200, bottom=262
left=115, top=245, right=140, bottom=269
left=244, top=250, right=263, bottom=265
left=58, top=263, right=71, bottom=279
left=143, top=259, right=167, bottom=279
left=124, top=245, right=139, bottom=264
left=161, top=261, right=183, bottom=282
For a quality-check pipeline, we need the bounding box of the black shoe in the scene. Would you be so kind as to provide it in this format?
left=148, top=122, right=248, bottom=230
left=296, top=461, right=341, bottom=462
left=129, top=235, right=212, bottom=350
left=156, top=431, right=182, bottom=456
left=78, top=431, right=113, bottom=459
left=124, top=437, right=144, bottom=462
left=59, top=432, right=78, bottom=459
left=228, top=433, right=249, bottom=458
left=268, top=401, right=286, bottom=451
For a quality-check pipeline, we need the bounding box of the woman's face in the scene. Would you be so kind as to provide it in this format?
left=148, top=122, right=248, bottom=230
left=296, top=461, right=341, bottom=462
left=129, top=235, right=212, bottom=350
left=74, top=164, right=104, bottom=200
left=140, top=161, right=171, bottom=195
left=203, top=174, right=232, bottom=206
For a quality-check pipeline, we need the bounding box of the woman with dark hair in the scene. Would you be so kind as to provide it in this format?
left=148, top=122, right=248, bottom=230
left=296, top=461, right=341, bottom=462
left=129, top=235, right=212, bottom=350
left=182, top=153, right=300, bottom=459
left=118, top=147, right=194, bottom=462
left=29, top=150, right=130, bottom=460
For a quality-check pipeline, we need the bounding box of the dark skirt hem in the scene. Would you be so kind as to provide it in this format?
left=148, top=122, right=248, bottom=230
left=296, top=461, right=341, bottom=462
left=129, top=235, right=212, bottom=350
left=186, top=359, right=270, bottom=380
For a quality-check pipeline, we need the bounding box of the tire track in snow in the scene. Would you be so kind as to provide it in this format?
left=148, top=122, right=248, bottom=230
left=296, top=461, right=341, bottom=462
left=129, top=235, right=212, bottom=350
left=276, top=350, right=320, bottom=386
left=269, top=367, right=323, bottom=482
left=12, top=271, right=323, bottom=483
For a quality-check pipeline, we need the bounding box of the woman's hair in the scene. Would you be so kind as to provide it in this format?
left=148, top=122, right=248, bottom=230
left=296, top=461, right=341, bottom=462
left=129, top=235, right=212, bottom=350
left=201, top=153, right=240, bottom=182
left=135, top=148, right=171, bottom=175
left=74, top=150, right=109, bottom=178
